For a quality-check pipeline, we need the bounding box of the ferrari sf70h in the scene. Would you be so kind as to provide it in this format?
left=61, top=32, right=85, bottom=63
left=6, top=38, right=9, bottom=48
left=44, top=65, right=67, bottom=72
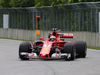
left=19, top=29, right=87, bottom=61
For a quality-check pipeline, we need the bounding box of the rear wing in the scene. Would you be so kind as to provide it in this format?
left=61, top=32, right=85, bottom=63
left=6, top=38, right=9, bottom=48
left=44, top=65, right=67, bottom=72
left=59, top=33, right=74, bottom=38
left=48, top=32, right=74, bottom=38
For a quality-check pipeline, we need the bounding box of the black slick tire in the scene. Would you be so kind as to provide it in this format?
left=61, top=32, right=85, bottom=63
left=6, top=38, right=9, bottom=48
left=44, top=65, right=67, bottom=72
left=19, top=42, right=32, bottom=60
left=75, top=41, right=87, bottom=58
left=64, top=43, right=75, bottom=61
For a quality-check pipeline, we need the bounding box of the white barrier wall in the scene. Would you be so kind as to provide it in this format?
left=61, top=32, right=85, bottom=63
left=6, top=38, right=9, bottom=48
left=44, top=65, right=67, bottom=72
left=0, top=28, right=100, bottom=47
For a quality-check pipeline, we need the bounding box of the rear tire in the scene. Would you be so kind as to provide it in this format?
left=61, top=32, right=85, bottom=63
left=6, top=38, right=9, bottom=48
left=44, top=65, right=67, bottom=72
left=75, top=41, right=87, bottom=58
left=64, top=43, right=75, bottom=60
left=19, top=42, right=32, bottom=60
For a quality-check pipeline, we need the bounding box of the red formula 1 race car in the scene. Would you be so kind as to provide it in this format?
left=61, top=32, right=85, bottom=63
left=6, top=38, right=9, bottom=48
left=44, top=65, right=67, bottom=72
left=19, top=29, right=87, bottom=61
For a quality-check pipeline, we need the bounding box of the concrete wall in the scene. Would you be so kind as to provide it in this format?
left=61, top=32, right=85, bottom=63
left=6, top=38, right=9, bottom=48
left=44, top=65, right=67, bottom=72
left=0, top=28, right=100, bottom=47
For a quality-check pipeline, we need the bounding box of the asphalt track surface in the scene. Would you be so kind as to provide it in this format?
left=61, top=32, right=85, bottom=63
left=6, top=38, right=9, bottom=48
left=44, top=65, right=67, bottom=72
left=0, top=39, right=100, bottom=75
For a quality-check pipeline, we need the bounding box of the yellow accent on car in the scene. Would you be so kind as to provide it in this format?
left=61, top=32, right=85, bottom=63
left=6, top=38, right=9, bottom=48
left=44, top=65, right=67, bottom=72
left=44, top=48, right=48, bottom=50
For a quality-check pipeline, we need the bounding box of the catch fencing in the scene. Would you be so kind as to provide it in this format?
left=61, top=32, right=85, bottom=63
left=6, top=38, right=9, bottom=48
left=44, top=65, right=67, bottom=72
left=0, top=2, right=100, bottom=32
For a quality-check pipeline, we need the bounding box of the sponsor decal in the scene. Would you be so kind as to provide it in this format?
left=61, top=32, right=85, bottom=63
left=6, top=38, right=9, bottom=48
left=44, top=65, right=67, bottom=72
left=64, top=33, right=73, bottom=36
left=44, top=47, right=49, bottom=50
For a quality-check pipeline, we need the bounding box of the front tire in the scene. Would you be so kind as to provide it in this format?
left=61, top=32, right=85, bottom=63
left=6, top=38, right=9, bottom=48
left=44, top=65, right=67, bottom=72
left=64, top=43, right=75, bottom=60
left=19, top=42, right=32, bottom=60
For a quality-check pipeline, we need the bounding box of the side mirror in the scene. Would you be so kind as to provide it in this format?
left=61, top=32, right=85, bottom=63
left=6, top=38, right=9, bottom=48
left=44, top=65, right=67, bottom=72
left=39, top=38, right=44, bottom=40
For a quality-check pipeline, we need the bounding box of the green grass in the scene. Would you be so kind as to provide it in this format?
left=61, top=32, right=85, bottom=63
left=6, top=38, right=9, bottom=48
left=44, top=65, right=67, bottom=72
left=88, top=46, right=100, bottom=50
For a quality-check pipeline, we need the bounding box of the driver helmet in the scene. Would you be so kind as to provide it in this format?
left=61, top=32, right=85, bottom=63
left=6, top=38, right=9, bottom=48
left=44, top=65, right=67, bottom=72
left=50, top=36, right=56, bottom=41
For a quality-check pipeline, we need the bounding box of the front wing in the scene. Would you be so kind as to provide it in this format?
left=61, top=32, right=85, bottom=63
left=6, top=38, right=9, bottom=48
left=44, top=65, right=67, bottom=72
left=20, top=52, right=71, bottom=59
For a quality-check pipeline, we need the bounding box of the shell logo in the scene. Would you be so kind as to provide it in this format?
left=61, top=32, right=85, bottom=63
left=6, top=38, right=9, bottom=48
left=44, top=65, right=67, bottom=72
left=44, top=48, right=48, bottom=50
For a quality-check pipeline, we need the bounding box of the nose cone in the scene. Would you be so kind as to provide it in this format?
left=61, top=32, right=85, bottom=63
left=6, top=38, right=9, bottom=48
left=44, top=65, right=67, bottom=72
left=42, top=54, right=46, bottom=57
left=40, top=54, right=49, bottom=58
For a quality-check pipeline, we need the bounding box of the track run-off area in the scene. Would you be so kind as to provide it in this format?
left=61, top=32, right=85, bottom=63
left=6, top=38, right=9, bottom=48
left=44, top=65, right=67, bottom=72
left=0, top=39, right=100, bottom=75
